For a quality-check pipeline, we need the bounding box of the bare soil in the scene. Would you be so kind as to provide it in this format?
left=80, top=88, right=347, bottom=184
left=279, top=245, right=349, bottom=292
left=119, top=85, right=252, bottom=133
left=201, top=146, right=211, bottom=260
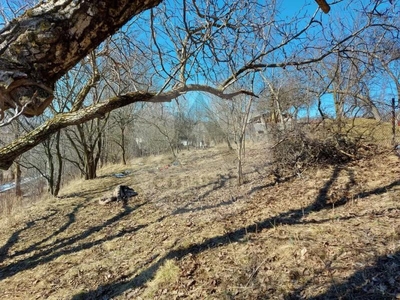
left=0, top=141, right=399, bottom=299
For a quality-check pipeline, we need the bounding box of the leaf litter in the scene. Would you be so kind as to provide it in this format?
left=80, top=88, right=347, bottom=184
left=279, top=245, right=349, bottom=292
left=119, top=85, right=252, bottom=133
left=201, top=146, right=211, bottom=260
left=0, top=141, right=399, bottom=299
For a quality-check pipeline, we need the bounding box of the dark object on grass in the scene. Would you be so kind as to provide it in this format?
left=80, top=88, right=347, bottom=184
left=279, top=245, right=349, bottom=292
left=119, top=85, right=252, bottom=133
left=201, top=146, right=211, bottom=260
left=99, top=185, right=138, bottom=205
left=395, top=144, right=400, bottom=157
left=114, top=170, right=132, bottom=178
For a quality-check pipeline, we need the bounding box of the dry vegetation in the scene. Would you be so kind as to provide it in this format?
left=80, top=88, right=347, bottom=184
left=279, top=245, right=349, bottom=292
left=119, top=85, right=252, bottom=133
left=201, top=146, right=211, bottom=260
left=0, top=124, right=400, bottom=299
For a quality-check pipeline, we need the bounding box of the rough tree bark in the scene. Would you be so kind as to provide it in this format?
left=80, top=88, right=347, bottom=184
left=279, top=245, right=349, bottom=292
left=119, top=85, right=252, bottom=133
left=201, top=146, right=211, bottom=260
left=0, top=0, right=162, bottom=118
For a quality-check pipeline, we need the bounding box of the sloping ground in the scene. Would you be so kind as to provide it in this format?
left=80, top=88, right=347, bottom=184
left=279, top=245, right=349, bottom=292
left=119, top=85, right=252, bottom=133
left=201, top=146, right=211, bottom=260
left=0, top=142, right=399, bottom=299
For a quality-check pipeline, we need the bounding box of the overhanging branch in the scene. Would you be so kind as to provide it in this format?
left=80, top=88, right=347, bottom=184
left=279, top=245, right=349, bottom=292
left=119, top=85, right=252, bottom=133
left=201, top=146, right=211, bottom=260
left=0, top=0, right=163, bottom=120
left=0, top=85, right=255, bottom=170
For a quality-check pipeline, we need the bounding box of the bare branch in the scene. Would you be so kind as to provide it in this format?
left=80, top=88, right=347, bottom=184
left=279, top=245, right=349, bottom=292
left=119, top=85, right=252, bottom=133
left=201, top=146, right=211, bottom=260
left=0, top=100, right=31, bottom=127
left=0, top=84, right=255, bottom=169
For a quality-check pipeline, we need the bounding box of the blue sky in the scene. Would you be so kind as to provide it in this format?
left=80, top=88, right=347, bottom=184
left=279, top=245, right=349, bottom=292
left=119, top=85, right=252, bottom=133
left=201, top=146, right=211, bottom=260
left=0, top=0, right=395, bottom=119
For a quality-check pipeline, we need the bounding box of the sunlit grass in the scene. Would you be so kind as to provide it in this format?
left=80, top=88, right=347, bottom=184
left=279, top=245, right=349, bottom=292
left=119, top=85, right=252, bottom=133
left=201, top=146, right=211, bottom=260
left=143, top=259, right=180, bottom=298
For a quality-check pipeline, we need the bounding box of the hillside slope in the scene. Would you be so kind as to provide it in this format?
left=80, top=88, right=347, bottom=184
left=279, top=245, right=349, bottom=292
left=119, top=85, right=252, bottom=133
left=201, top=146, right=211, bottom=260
left=0, top=143, right=399, bottom=299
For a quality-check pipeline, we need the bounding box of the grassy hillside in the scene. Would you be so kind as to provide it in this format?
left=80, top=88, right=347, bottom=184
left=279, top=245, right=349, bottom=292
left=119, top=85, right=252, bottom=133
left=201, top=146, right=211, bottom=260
left=0, top=141, right=399, bottom=299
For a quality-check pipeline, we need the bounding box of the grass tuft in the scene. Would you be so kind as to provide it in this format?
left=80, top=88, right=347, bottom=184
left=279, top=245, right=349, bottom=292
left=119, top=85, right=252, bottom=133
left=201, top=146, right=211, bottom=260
left=143, top=259, right=180, bottom=298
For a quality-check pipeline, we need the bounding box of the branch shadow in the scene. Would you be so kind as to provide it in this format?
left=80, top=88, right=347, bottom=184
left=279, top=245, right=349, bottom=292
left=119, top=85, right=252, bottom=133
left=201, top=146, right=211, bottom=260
left=172, top=195, right=243, bottom=215
left=8, top=203, right=84, bottom=259
left=309, top=166, right=342, bottom=212
left=247, top=174, right=296, bottom=195
left=0, top=202, right=147, bottom=281
left=161, top=174, right=236, bottom=215
left=58, top=186, right=115, bottom=200
left=287, top=250, right=400, bottom=299
left=196, top=173, right=233, bottom=201
left=75, top=166, right=400, bottom=299
left=0, top=209, right=58, bottom=262
left=172, top=172, right=296, bottom=216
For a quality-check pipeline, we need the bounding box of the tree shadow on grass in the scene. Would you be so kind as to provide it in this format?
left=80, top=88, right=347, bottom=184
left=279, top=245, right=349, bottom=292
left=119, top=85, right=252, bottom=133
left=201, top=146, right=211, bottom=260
left=58, top=186, right=116, bottom=200
left=8, top=203, right=85, bottom=259
left=287, top=250, right=400, bottom=299
left=173, top=169, right=295, bottom=215
left=195, top=173, right=234, bottom=201
left=0, top=209, right=58, bottom=262
left=76, top=165, right=399, bottom=299
left=247, top=173, right=297, bottom=195
left=172, top=195, right=244, bottom=215
left=0, top=201, right=147, bottom=281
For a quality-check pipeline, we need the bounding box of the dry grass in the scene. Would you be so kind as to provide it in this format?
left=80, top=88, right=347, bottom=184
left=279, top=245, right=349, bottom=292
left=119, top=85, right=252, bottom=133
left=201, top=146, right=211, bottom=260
left=0, top=193, right=23, bottom=216
left=0, top=185, right=45, bottom=218
left=324, top=117, right=396, bottom=146
left=0, top=139, right=399, bottom=299
left=143, top=259, right=181, bottom=298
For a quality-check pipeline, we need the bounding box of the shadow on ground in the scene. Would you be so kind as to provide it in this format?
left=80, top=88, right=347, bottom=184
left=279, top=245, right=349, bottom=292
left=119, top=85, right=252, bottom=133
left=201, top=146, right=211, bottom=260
left=0, top=201, right=147, bottom=281
left=288, top=251, right=400, bottom=299
left=0, top=209, right=58, bottom=262
left=72, top=166, right=400, bottom=299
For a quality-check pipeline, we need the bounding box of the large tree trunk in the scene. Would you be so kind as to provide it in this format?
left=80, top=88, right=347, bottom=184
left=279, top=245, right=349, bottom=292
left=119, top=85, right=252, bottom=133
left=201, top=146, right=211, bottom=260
left=93, top=124, right=103, bottom=178
left=333, top=90, right=382, bottom=122
left=368, top=102, right=382, bottom=122
left=84, top=151, right=97, bottom=180
left=237, top=137, right=244, bottom=186
left=226, top=137, right=233, bottom=151
left=0, top=0, right=162, bottom=117
left=237, top=97, right=253, bottom=186
left=45, top=141, right=55, bottom=195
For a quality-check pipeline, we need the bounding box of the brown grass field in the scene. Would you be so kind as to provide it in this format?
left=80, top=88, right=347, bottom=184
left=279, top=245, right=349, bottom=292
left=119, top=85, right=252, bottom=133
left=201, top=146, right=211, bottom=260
left=0, top=132, right=400, bottom=299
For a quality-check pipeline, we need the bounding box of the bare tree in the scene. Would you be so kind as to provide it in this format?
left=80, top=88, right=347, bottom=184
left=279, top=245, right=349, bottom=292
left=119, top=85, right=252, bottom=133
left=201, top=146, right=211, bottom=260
left=236, top=96, right=253, bottom=186
left=203, top=91, right=254, bottom=185
left=138, top=103, right=180, bottom=158
left=0, top=0, right=396, bottom=171
left=17, top=118, right=64, bottom=196
left=109, top=107, right=137, bottom=165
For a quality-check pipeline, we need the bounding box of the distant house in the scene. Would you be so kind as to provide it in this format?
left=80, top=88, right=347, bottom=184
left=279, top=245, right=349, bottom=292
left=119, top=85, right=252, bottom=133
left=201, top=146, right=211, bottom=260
left=248, top=111, right=294, bottom=135
left=248, top=113, right=268, bottom=134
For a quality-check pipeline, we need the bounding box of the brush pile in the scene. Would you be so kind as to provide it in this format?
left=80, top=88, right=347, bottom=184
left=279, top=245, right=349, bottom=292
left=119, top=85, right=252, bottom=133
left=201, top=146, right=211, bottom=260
left=272, top=130, right=375, bottom=174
